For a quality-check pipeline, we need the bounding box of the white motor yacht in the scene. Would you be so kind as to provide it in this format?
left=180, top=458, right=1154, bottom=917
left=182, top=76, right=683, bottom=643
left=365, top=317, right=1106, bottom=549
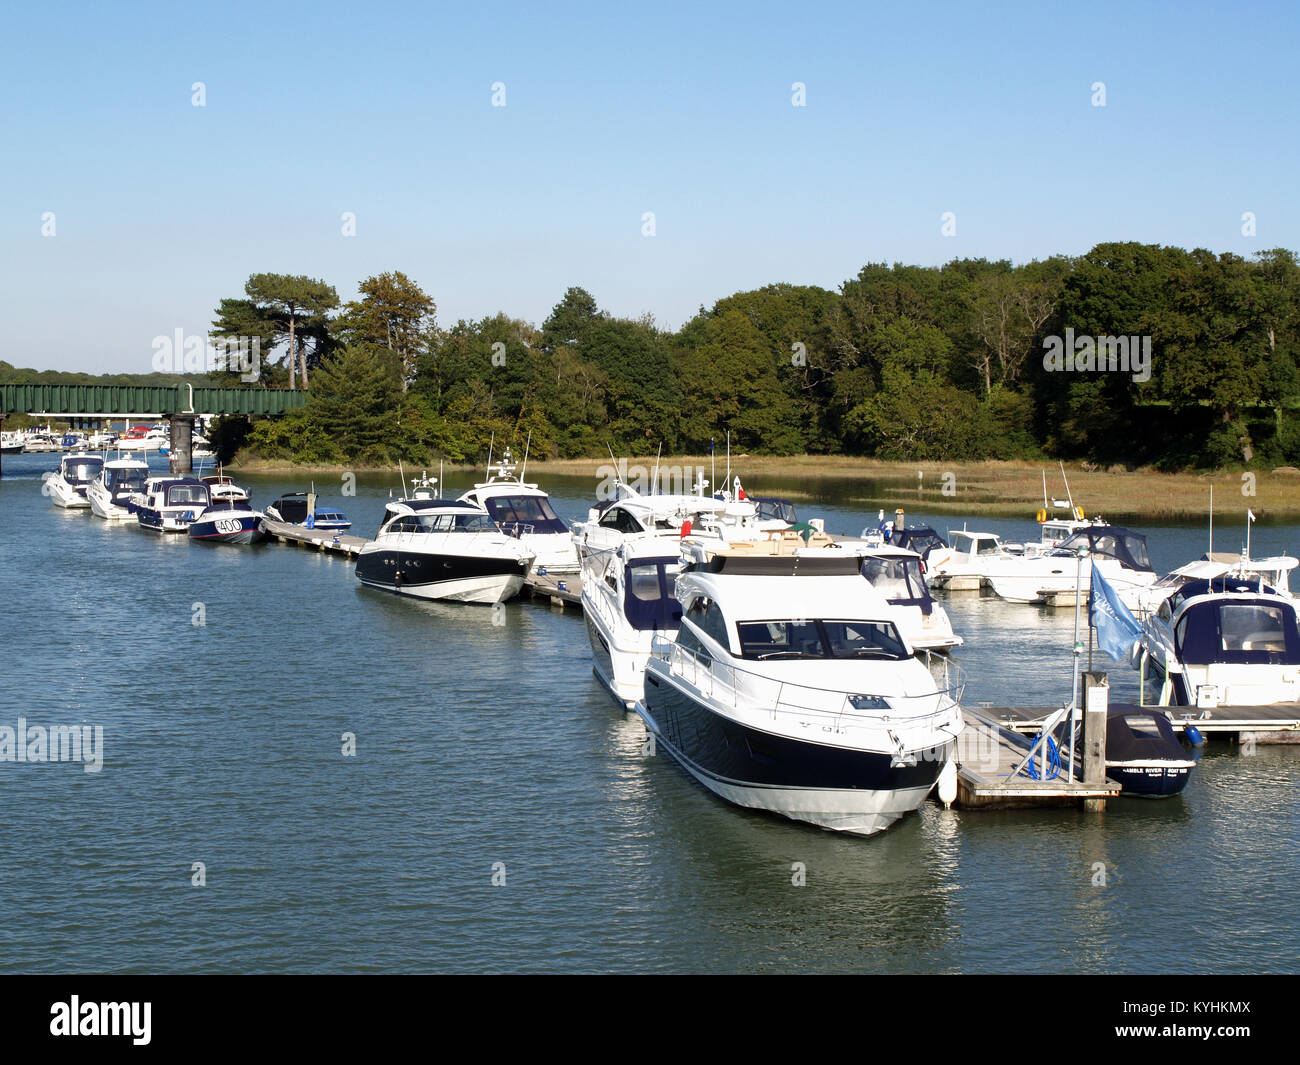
left=356, top=496, right=535, bottom=604
left=45, top=454, right=104, bottom=508
left=637, top=555, right=964, bottom=836
left=457, top=449, right=578, bottom=575
left=982, top=525, right=1157, bottom=608
left=582, top=539, right=684, bottom=708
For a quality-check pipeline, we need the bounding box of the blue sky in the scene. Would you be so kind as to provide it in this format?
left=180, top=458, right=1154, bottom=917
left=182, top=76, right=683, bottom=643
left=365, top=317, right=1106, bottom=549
left=2, top=0, right=1296, bottom=373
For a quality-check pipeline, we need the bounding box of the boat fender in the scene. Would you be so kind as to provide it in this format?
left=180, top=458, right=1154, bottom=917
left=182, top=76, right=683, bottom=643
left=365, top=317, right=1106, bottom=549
left=680, top=519, right=692, bottom=538
left=937, top=757, right=957, bottom=806
left=1036, top=508, right=1047, bottom=523
left=1185, top=725, right=1205, bottom=747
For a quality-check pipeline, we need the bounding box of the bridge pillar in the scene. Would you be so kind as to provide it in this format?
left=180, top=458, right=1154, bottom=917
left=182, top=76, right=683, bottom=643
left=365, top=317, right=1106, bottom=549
left=168, top=414, right=198, bottom=474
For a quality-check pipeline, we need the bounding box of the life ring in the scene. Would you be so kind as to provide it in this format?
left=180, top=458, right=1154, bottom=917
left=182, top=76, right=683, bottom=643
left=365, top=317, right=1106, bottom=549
left=1036, top=508, right=1047, bottom=523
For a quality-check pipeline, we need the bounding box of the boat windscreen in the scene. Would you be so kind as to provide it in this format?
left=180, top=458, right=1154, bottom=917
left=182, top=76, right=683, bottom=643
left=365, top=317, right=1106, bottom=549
left=737, top=619, right=908, bottom=660
left=894, top=527, right=946, bottom=559
left=484, top=495, right=567, bottom=534
left=1175, top=600, right=1300, bottom=665
left=64, top=459, right=103, bottom=483
left=753, top=498, right=796, bottom=524
left=1057, top=529, right=1152, bottom=571
left=859, top=556, right=934, bottom=615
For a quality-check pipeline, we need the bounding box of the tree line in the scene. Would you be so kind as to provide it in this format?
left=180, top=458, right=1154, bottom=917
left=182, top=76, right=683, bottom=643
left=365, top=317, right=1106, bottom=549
left=12, top=243, right=1300, bottom=469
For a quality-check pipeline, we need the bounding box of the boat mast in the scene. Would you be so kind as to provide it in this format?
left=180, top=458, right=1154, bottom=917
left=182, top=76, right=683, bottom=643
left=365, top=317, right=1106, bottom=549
left=520, top=430, right=531, bottom=482
left=1060, top=460, right=1074, bottom=514
left=1208, top=484, right=1213, bottom=556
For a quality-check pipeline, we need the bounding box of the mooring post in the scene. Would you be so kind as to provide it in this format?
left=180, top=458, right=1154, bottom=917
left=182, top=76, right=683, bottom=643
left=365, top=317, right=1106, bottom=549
left=1083, top=671, right=1109, bottom=811
left=168, top=414, right=196, bottom=474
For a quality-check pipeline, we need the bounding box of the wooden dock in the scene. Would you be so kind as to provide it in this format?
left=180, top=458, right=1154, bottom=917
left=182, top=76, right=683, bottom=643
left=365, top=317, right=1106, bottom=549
left=522, top=571, right=582, bottom=609
left=261, top=517, right=369, bottom=558
left=981, top=703, right=1300, bottom=743
left=954, top=709, right=1121, bottom=808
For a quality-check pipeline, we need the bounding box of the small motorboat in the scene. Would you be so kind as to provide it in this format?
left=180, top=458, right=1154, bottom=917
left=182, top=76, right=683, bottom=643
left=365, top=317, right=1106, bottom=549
left=265, top=492, right=352, bottom=531
left=1103, top=706, right=1196, bottom=797
left=1053, top=705, right=1195, bottom=797
left=188, top=500, right=268, bottom=545
left=45, top=454, right=104, bottom=508
left=136, top=476, right=211, bottom=533
left=87, top=456, right=150, bottom=521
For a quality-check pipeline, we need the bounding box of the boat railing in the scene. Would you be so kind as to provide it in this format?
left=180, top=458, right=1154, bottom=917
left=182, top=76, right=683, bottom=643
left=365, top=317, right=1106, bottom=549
left=649, top=635, right=963, bottom=741
left=497, top=521, right=536, bottom=539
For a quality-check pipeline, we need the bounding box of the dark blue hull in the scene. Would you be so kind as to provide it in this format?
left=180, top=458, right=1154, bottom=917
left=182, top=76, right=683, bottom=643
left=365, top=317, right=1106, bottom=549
left=1108, top=761, right=1193, bottom=797
left=641, top=669, right=948, bottom=834
left=189, top=513, right=267, bottom=544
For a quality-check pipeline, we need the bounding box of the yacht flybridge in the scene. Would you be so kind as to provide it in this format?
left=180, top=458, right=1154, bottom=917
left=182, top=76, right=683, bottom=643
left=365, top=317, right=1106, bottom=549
left=572, top=477, right=768, bottom=560
left=356, top=493, right=535, bottom=604
left=637, top=552, right=964, bottom=836
left=457, top=448, right=578, bottom=574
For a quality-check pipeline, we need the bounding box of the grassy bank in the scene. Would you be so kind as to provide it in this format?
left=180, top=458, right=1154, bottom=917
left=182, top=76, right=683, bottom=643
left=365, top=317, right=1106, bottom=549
left=228, top=453, right=1300, bottom=521
left=523, top=455, right=1300, bottom=522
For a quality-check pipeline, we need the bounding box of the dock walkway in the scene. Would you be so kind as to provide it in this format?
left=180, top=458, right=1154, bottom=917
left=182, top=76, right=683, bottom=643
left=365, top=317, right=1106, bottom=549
left=261, top=517, right=369, bottom=557
left=522, top=571, right=582, bottom=609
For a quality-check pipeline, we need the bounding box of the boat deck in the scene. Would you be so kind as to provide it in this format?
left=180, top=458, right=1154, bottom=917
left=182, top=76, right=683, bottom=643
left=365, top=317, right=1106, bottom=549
left=261, top=517, right=369, bottom=557
left=955, top=710, right=1121, bottom=808
left=980, top=703, right=1300, bottom=741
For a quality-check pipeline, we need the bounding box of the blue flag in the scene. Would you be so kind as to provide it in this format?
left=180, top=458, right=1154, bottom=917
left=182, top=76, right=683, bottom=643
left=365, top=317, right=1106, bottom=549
left=1089, top=562, right=1142, bottom=662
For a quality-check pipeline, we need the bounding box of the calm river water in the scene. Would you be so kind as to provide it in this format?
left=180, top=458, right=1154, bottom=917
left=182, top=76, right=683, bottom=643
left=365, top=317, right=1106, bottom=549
left=0, top=454, right=1296, bottom=973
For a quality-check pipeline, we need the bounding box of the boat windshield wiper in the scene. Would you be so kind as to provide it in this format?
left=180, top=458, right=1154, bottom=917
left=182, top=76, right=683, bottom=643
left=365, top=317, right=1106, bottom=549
left=839, top=648, right=899, bottom=658
left=757, top=650, right=819, bottom=660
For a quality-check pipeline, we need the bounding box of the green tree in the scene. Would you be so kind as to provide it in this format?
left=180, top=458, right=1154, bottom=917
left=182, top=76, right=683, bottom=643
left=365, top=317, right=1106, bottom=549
left=335, top=271, right=435, bottom=392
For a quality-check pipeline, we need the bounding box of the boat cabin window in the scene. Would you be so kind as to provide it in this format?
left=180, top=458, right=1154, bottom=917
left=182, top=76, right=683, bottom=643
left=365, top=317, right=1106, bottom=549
left=484, top=495, right=567, bottom=534
left=1175, top=600, right=1300, bottom=664
left=166, top=484, right=209, bottom=505
left=976, top=538, right=1001, bottom=555
left=736, top=619, right=908, bottom=661
left=598, top=506, right=643, bottom=535
left=685, top=596, right=731, bottom=648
